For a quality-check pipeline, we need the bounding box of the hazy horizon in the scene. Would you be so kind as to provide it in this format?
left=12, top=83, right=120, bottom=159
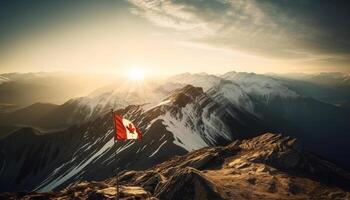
left=1, top=69, right=349, bottom=83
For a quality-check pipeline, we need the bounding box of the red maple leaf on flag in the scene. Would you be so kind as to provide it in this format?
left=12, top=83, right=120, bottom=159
left=113, top=113, right=142, bottom=140
left=127, top=123, right=135, bottom=133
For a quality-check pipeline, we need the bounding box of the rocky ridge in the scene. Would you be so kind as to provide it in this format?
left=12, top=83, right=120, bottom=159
left=2, top=133, right=349, bottom=200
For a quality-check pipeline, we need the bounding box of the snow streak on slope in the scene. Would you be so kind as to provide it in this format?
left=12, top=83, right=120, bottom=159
left=209, top=81, right=255, bottom=113
left=158, top=93, right=233, bottom=151
left=161, top=112, right=207, bottom=151
left=148, top=140, right=167, bottom=157
left=36, top=133, right=115, bottom=192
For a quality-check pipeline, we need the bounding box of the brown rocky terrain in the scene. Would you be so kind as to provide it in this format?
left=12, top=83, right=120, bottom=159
left=1, top=133, right=349, bottom=200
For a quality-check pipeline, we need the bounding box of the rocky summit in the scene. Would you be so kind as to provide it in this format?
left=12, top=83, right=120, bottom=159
left=1, top=133, right=349, bottom=200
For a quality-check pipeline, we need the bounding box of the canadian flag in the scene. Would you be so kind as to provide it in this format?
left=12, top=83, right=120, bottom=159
left=113, top=113, right=142, bottom=140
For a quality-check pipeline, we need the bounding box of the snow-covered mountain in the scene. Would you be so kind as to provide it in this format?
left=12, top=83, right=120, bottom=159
left=278, top=72, right=350, bottom=87
left=168, top=71, right=300, bottom=110
left=5, top=71, right=346, bottom=132
left=167, top=72, right=222, bottom=91
left=37, top=80, right=181, bottom=127
left=0, top=72, right=312, bottom=127
left=1, top=72, right=349, bottom=193
left=268, top=72, right=350, bottom=106
left=162, top=72, right=350, bottom=169
left=0, top=84, right=267, bottom=192
left=0, top=79, right=181, bottom=133
left=222, top=71, right=298, bottom=99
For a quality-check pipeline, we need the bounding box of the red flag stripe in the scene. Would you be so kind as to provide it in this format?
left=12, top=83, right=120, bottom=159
left=114, top=114, right=127, bottom=140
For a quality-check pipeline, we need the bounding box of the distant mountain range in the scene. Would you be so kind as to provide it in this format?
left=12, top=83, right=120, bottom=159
left=0, top=72, right=113, bottom=110
left=0, top=71, right=349, bottom=193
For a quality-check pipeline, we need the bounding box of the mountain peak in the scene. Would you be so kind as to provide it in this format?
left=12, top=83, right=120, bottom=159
left=239, top=132, right=300, bottom=152
left=165, top=85, right=204, bottom=107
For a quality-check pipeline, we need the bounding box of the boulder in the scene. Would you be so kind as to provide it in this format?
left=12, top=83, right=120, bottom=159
left=181, top=152, right=216, bottom=169
left=120, top=186, right=151, bottom=199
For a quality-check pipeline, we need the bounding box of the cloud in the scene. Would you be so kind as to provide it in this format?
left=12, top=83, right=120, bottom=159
left=127, top=0, right=273, bottom=37
left=127, top=0, right=350, bottom=62
left=128, top=0, right=213, bottom=36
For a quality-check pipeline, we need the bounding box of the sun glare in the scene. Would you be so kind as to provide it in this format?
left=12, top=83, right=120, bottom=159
left=128, top=67, right=145, bottom=81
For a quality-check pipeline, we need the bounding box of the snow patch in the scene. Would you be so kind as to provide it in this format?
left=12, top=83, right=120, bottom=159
left=148, top=140, right=167, bottom=157
left=161, top=112, right=207, bottom=152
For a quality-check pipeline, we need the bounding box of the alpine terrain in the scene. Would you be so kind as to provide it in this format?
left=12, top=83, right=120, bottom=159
left=1, top=133, right=349, bottom=199
left=0, top=72, right=349, bottom=198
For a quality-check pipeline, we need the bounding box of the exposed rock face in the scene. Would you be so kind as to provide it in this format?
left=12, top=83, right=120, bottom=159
left=165, top=85, right=204, bottom=108
left=154, top=167, right=224, bottom=200
left=0, top=182, right=152, bottom=200
left=1, top=133, right=350, bottom=200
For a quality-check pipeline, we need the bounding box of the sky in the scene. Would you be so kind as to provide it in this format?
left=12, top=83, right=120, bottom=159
left=0, top=0, right=349, bottom=75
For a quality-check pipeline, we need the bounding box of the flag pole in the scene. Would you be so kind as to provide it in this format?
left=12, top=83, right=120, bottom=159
left=111, top=109, right=119, bottom=200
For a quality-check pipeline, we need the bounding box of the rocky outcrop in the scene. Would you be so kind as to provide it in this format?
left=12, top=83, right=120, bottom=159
left=119, top=132, right=350, bottom=199
left=0, top=182, right=152, bottom=200
left=154, top=167, right=224, bottom=200
left=1, top=133, right=350, bottom=200
left=164, top=85, right=204, bottom=108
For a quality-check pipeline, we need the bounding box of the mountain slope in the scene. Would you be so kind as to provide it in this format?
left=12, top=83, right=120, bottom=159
left=30, top=79, right=179, bottom=129
left=2, top=133, right=349, bottom=200
left=1, top=73, right=350, bottom=193
left=171, top=72, right=350, bottom=169
left=0, top=85, right=267, bottom=192
left=0, top=103, right=59, bottom=138
left=0, top=103, right=58, bottom=126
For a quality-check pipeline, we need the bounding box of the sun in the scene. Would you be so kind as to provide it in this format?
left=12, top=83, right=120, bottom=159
left=128, top=67, right=145, bottom=81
